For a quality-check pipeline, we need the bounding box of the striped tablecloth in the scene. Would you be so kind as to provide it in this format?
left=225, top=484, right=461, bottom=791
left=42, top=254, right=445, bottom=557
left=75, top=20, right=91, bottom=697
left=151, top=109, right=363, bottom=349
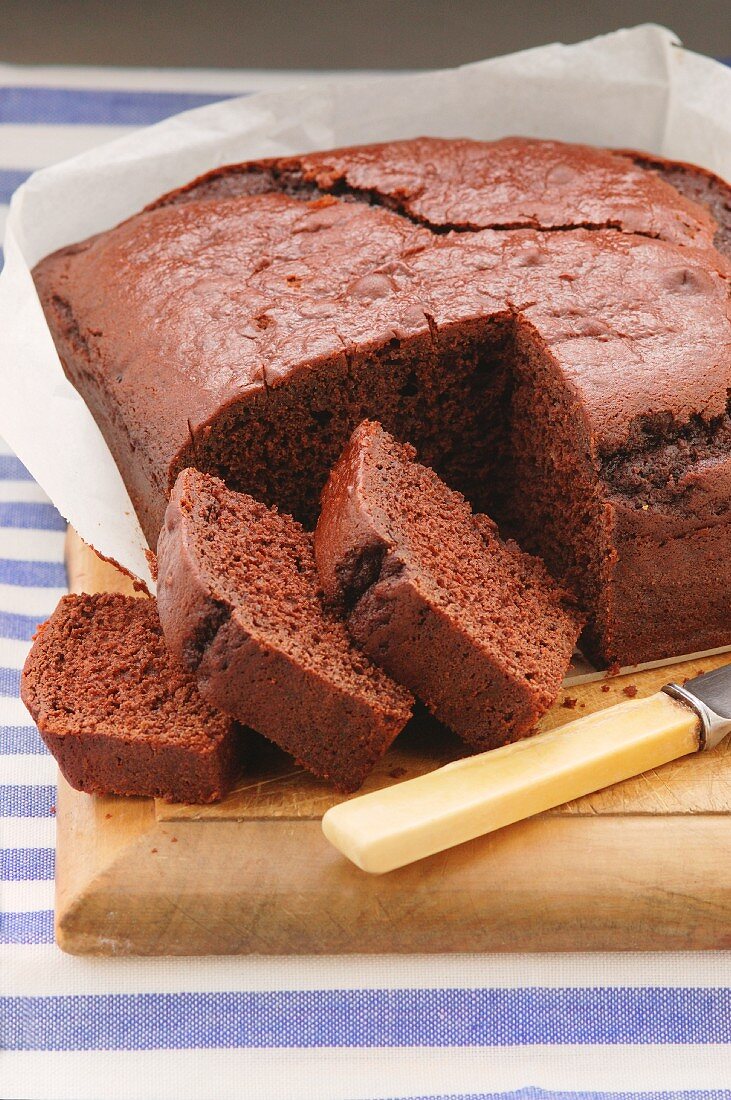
left=2, top=63, right=731, bottom=1100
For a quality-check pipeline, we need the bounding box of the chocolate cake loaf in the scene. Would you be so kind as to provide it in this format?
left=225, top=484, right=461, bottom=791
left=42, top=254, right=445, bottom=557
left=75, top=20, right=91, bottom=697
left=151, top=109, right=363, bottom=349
left=32, top=137, right=731, bottom=668
left=21, top=593, right=241, bottom=802
left=156, top=468, right=413, bottom=791
left=315, top=421, right=583, bottom=749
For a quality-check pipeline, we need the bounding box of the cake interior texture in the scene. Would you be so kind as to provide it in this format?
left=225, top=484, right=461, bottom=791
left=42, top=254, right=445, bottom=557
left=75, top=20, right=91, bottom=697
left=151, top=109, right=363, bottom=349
left=179, top=315, right=517, bottom=538
left=32, top=136, right=731, bottom=669
left=316, top=420, right=583, bottom=750
left=20, top=592, right=241, bottom=803
left=156, top=468, right=413, bottom=791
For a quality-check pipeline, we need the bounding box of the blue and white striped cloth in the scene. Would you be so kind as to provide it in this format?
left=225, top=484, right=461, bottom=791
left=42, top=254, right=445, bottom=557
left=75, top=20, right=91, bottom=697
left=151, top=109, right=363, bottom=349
left=2, top=62, right=731, bottom=1100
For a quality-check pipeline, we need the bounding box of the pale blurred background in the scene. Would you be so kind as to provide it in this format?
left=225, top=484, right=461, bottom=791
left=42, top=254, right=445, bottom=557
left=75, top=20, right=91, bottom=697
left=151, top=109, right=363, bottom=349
left=0, top=0, right=729, bottom=69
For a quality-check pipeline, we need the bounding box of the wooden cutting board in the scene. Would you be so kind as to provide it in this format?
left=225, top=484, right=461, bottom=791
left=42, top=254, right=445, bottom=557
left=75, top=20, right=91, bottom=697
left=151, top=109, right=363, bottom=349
left=55, top=530, right=731, bottom=955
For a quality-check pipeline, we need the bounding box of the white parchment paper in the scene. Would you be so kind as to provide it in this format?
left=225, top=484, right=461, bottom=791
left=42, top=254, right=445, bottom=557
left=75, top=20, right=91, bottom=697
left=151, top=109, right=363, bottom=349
left=0, top=24, right=730, bottom=590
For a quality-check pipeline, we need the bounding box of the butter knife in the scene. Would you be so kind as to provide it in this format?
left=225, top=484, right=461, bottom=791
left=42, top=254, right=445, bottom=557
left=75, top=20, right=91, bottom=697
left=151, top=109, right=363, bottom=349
left=322, top=666, right=731, bottom=874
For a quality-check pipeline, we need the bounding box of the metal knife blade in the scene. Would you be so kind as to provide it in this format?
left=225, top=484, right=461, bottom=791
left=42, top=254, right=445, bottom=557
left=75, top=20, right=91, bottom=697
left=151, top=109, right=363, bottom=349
left=664, top=664, right=731, bottom=750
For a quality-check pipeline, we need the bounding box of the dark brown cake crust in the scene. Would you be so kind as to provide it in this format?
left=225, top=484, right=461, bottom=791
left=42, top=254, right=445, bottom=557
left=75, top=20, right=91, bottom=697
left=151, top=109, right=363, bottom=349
left=32, top=137, right=731, bottom=668
left=315, top=421, right=583, bottom=750
left=622, top=150, right=731, bottom=260
left=156, top=468, right=413, bottom=792
left=149, top=137, right=717, bottom=246
left=21, top=593, right=241, bottom=803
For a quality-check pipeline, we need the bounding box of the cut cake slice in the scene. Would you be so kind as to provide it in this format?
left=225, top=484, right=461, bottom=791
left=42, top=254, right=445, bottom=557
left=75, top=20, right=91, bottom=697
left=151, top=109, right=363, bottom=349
left=315, top=420, right=584, bottom=750
left=21, top=592, right=242, bottom=803
left=156, top=468, right=413, bottom=792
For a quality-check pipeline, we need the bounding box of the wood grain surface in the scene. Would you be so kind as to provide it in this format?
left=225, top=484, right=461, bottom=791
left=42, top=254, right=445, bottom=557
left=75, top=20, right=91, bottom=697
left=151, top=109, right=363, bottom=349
left=55, top=529, right=731, bottom=954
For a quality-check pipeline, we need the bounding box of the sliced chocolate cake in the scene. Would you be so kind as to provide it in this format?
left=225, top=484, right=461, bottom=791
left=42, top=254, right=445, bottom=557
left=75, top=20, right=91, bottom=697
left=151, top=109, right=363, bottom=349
left=32, top=136, right=731, bottom=668
left=156, top=468, right=413, bottom=792
left=21, top=593, right=241, bottom=803
left=315, top=421, right=583, bottom=750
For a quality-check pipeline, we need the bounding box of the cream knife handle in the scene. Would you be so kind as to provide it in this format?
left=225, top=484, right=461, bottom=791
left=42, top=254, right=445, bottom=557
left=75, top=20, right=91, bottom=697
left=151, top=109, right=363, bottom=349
left=322, top=692, right=701, bottom=874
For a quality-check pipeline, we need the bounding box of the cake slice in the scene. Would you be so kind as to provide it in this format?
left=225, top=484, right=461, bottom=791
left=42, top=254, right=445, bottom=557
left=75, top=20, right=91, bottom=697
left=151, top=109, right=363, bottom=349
left=21, top=593, right=241, bottom=803
left=156, top=468, right=413, bottom=792
left=314, top=420, right=583, bottom=751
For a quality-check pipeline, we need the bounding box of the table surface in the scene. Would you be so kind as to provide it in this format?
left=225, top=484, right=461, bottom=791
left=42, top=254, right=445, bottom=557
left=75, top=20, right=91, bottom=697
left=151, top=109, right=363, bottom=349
left=1, top=62, right=731, bottom=1100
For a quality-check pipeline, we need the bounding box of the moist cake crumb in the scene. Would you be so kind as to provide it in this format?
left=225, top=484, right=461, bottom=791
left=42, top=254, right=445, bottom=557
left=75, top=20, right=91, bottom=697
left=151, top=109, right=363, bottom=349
left=315, top=420, right=583, bottom=750
left=156, top=467, right=413, bottom=791
left=21, top=592, right=242, bottom=802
